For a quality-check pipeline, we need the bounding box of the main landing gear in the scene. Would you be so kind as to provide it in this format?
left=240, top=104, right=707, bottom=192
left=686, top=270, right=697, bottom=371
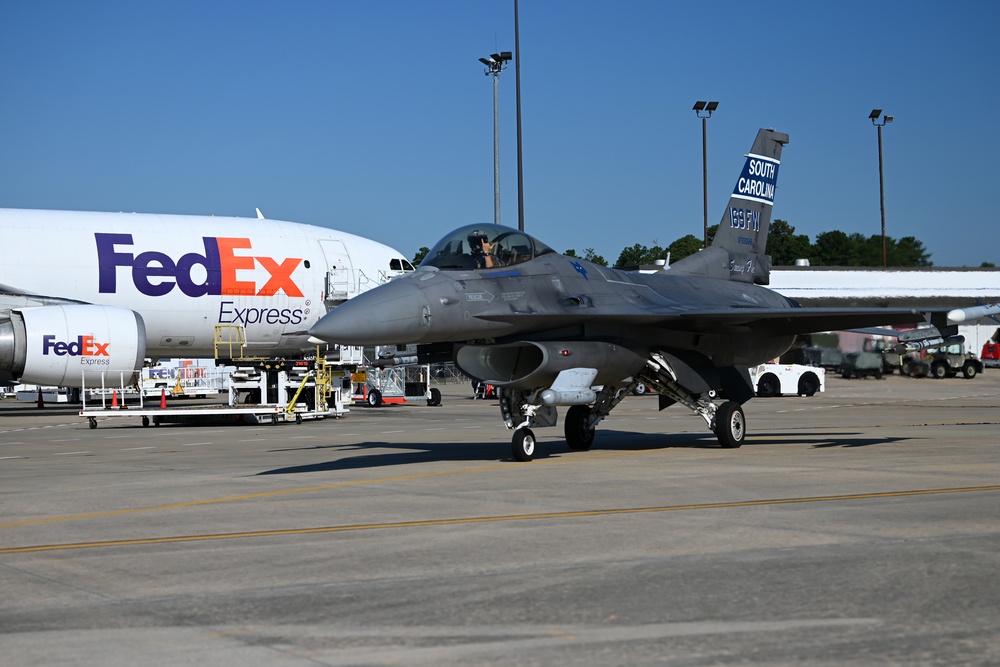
left=499, top=363, right=748, bottom=461
left=712, top=401, right=746, bottom=449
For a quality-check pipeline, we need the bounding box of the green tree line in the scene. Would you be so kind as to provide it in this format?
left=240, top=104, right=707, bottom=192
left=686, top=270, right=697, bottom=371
left=411, top=220, right=973, bottom=268
left=568, top=220, right=935, bottom=268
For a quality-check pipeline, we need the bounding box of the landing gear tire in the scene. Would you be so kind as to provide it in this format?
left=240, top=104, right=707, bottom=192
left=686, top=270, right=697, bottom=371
left=367, top=389, right=383, bottom=407
left=564, top=405, right=596, bottom=451
left=427, top=387, right=442, bottom=406
left=512, top=428, right=537, bottom=462
left=714, top=401, right=745, bottom=449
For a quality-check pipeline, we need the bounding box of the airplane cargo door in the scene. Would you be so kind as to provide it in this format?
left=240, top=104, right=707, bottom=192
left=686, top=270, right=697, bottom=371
left=318, top=239, right=355, bottom=305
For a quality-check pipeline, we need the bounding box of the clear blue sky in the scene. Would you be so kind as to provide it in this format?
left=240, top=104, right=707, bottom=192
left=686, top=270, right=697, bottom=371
left=2, top=1, right=998, bottom=267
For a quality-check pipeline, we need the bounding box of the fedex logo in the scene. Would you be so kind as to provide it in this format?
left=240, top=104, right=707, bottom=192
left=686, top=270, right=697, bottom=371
left=96, top=233, right=304, bottom=298
left=43, top=335, right=110, bottom=357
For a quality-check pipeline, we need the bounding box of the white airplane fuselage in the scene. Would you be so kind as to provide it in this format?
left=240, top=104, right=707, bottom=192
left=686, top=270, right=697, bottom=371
left=0, top=208, right=412, bottom=385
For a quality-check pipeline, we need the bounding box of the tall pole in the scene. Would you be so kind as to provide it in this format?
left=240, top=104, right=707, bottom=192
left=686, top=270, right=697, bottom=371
left=479, top=52, right=511, bottom=226
left=877, top=123, right=886, bottom=268
left=492, top=71, right=501, bottom=226
left=701, top=116, right=708, bottom=248
left=514, top=0, right=524, bottom=231
left=693, top=101, right=718, bottom=248
left=869, top=109, right=892, bottom=268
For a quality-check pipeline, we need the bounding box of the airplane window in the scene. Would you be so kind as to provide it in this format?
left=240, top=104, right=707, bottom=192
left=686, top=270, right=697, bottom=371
left=389, top=258, right=416, bottom=272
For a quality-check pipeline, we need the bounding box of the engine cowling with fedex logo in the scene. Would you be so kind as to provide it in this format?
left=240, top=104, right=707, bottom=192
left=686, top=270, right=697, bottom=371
left=0, top=305, right=146, bottom=386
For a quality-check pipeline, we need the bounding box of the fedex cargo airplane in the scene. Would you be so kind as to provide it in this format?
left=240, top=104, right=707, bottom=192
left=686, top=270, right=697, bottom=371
left=0, top=208, right=414, bottom=388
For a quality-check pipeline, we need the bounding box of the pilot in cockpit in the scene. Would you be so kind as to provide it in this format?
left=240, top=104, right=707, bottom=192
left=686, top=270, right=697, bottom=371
left=468, top=229, right=498, bottom=269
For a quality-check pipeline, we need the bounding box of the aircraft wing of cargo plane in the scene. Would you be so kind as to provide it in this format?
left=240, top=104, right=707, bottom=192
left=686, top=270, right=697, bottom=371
left=0, top=208, right=414, bottom=388
left=309, top=128, right=960, bottom=461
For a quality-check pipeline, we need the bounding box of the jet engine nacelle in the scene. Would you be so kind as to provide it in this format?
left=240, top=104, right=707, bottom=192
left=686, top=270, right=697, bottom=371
left=455, top=341, right=646, bottom=391
left=0, top=305, right=146, bottom=387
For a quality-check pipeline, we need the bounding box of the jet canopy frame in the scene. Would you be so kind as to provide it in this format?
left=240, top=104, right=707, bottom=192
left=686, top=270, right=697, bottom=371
left=419, top=224, right=555, bottom=270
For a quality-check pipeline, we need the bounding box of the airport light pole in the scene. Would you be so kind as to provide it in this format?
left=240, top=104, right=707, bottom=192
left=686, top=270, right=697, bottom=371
left=693, top=101, right=719, bottom=247
left=480, top=51, right=512, bottom=226
left=869, top=109, right=894, bottom=268
left=514, top=0, right=524, bottom=232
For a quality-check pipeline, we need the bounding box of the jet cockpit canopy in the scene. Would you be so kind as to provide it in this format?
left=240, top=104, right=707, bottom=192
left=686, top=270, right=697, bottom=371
left=419, top=223, right=555, bottom=270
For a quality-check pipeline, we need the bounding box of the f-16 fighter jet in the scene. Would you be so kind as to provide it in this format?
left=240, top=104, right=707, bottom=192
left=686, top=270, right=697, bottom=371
left=310, top=128, right=933, bottom=461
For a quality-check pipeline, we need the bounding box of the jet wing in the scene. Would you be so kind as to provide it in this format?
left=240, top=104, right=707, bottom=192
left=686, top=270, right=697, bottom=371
left=476, top=306, right=927, bottom=336
left=0, top=289, right=89, bottom=313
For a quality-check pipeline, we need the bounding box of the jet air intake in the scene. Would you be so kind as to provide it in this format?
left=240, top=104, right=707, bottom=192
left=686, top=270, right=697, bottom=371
left=455, top=341, right=646, bottom=392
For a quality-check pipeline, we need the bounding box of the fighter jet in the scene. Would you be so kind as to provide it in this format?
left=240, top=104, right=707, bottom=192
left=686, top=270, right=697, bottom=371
left=310, top=128, right=935, bottom=461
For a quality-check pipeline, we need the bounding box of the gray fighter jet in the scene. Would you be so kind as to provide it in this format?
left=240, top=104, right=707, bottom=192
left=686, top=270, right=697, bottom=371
left=310, top=128, right=932, bottom=461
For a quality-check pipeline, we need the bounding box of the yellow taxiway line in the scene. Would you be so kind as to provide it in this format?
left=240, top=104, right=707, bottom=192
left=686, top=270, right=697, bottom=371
left=2, top=485, right=998, bottom=555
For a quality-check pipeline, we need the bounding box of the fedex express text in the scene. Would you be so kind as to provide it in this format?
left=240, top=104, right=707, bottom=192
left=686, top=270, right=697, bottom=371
left=95, top=233, right=309, bottom=326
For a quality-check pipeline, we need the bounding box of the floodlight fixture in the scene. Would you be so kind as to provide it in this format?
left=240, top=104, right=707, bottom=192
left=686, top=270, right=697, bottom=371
left=694, top=100, right=718, bottom=119
left=870, top=109, right=893, bottom=127
left=480, top=52, right=510, bottom=76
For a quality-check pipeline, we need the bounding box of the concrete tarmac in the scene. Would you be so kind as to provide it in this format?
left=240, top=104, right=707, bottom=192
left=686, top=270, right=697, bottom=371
left=1, top=373, right=999, bottom=666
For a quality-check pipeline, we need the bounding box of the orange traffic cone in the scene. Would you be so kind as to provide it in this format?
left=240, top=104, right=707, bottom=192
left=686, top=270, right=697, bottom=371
left=111, top=390, right=119, bottom=408
left=160, top=388, right=167, bottom=409
left=36, top=387, right=44, bottom=409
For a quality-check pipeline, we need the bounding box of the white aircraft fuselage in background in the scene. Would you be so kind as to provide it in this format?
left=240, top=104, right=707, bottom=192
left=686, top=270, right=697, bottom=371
left=0, top=208, right=413, bottom=386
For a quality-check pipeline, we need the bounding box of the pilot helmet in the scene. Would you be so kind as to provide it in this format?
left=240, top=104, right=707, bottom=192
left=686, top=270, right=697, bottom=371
left=467, top=229, right=489, bottom=248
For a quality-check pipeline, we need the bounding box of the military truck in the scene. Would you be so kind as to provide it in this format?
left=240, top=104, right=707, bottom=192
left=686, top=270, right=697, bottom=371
left=906, top=342, right=983, bottom=379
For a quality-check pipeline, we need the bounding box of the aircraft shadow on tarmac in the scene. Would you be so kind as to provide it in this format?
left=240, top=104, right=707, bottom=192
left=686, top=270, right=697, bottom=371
left=747, top=431, right=916, bottom=449
left=258, top=431, right=712, bottom=473
left=256, top=430, right=915, bottom=474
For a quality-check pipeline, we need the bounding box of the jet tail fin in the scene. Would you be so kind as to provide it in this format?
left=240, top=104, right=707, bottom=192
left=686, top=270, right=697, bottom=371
left=712, top=128, right=788, bottom=284
left=672, top=128, right=788, bottom=285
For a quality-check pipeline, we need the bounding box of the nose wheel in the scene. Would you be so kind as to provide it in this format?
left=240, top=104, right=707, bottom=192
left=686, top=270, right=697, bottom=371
left=512, top=428, right=537, bottom=462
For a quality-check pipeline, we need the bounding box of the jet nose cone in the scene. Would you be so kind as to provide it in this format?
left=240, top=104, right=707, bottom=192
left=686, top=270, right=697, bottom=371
left=309, top=279, right=432, bottom=345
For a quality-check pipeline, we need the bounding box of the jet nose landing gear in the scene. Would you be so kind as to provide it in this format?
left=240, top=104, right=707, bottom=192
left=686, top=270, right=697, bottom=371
left=503, top=389, right=560, bottom=462
left=512, top=428, right=537, bottom=462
